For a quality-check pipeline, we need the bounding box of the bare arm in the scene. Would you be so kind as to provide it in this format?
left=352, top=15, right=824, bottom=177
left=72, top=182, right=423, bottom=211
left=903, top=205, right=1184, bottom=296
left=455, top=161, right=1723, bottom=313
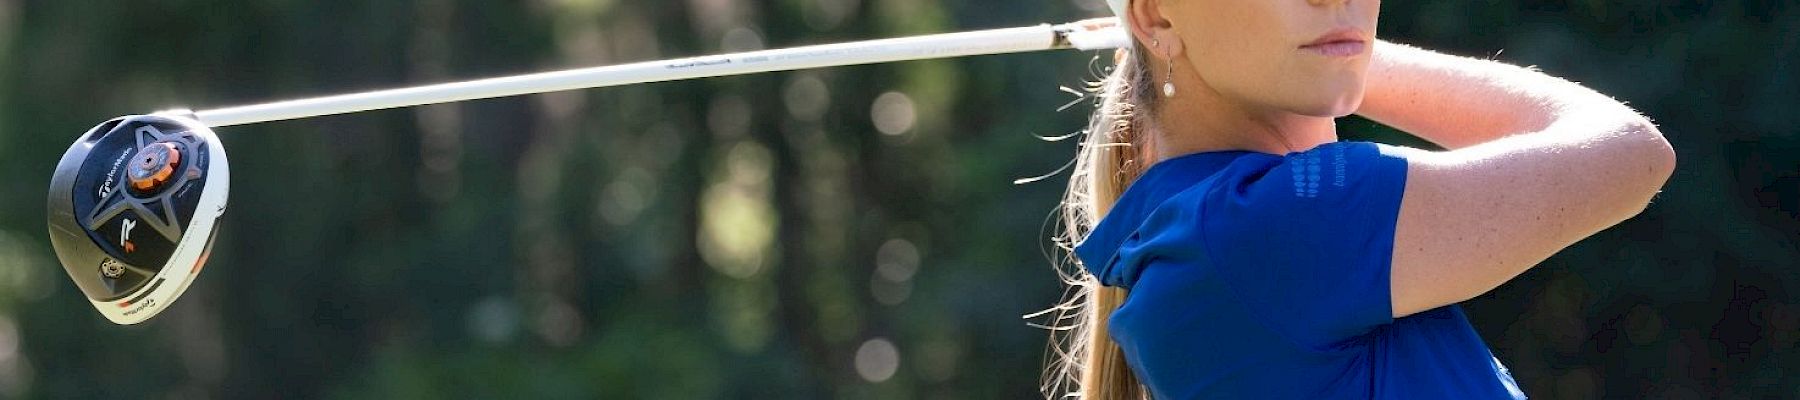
left=1358, top=40, right=1677, bottom=318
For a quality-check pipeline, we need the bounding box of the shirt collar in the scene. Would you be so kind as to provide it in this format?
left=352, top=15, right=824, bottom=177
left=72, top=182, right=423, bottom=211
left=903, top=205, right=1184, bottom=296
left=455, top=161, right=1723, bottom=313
left=1073, top=150, right=1258, bottom=287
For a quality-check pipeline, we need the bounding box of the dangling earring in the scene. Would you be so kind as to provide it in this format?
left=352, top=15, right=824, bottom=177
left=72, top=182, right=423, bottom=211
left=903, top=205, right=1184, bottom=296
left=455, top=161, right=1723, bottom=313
left=1158, top=39, right=1176, bottom=98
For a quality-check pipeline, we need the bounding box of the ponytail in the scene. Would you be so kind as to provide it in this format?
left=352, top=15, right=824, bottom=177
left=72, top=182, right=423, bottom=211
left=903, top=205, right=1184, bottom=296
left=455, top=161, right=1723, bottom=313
left=1040, top=42, right=1159, bottom=400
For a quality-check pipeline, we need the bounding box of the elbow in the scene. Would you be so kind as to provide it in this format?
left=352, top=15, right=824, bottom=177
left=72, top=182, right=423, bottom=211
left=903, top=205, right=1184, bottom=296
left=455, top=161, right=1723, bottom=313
left=1628, top=117, right=1677, bottom=189
left=1618, top=117, right=1677, bottom=216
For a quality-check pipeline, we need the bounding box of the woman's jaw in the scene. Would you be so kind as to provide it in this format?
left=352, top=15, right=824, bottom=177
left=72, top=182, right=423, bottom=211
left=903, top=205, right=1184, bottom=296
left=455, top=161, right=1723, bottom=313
left=1287, top=26, right=1375, bottom=117
left=1147, top=1, right=1377, bottom=155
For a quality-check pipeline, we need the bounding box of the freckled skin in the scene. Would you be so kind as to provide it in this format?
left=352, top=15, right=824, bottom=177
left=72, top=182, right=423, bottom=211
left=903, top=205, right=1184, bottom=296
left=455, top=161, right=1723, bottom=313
left=1119, top=0, right=1674, bottom=318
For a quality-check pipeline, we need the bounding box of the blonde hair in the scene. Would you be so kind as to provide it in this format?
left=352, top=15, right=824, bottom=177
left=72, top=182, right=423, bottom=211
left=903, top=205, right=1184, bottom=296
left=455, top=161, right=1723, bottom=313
left=1037, top=41, right=1160, bottom=400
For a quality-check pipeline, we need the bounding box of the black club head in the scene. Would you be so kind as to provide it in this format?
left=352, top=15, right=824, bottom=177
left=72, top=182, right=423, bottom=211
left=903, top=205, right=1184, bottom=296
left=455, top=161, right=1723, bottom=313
left=46, top=111, right=230, bottom=325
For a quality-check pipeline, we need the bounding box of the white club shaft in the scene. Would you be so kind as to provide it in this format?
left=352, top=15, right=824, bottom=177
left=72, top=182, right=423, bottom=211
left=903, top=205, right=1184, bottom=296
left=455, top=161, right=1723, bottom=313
left=193, top=18, right=1128, bottom=127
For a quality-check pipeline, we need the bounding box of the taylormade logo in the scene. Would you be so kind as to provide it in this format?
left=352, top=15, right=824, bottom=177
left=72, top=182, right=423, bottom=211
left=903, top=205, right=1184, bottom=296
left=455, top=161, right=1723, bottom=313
left=97, top=148, right=131, bottom=199
left=122, top=298, right=157, bottom=316
left=667, top=59, right=733, bottom=69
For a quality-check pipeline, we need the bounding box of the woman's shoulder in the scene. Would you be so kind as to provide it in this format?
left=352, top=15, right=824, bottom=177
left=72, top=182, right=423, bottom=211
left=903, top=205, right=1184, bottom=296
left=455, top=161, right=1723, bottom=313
left=1199, top=141, right=1410, bottom=217
left=1116, top=141, right=1411, bottom=242
left=1078, top=141, right=1411, bottom=287
left=1186, top=140, right=1413, bottom=276
left=1211, top=141, right=1405, bottom=190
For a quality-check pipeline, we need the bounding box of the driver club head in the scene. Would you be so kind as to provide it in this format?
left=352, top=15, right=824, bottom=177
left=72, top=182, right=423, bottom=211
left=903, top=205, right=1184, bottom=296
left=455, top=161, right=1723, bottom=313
left=46, top=111, right=229, bottom=325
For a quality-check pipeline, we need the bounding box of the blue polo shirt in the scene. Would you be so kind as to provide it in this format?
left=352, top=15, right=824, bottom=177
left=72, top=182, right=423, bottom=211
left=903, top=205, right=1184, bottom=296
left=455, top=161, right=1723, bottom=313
left=1073, top=141, right=1525, bottom=399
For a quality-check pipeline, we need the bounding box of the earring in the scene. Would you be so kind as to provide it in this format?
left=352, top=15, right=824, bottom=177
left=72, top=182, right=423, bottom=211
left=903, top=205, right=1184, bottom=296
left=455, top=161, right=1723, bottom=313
left=1159, top=39, right=1176, bottom=98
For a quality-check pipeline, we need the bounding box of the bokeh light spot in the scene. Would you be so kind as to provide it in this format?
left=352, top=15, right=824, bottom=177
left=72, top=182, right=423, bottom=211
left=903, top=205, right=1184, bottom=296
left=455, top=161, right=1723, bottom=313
left=870, top=273, right=912, bottom=306
left=871, top=91, right=916, bottom=136
left=802, top=0, right=860, bottom=31
left=784, top=74, right=831, bottom=122
left=465, top=296, right=521, bottom=345
left=699, top=142, right=777, bottom=278
left=721, top=26, right=764, bottom=52
left=599, top=167, right=654, bottom=226
left=875, top=238, right=920, bottom=282
left=708, top=94, right=753, bottom=139
left=855, top=337, right=900, bottom=383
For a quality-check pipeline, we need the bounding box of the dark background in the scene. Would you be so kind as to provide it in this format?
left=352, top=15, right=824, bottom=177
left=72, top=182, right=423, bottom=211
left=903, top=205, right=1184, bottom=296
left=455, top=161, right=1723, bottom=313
left=0, top=1, right=1795, bottom=398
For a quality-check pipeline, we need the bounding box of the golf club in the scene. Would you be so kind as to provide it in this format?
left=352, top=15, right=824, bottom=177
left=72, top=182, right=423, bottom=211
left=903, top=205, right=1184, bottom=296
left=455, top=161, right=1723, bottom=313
left=47, top=18, right=1129, bottom=325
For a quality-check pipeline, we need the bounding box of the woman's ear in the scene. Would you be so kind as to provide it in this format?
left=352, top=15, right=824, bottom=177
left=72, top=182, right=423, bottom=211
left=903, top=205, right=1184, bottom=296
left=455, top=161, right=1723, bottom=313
left=1126, top=0, right=1182, bottom=61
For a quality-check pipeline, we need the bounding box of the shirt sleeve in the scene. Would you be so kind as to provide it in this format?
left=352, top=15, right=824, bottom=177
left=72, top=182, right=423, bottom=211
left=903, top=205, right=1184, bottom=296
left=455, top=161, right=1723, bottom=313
left=1199, top=141, right=1410, bottom=349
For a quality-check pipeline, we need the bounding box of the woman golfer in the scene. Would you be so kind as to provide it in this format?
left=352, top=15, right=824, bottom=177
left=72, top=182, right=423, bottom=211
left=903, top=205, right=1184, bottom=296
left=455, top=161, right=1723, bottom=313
left=1047, top=0, right=1676, bottom=398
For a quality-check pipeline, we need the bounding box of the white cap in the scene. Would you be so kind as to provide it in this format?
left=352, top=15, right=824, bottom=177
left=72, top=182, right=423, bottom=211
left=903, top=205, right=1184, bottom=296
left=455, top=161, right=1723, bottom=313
left=1107, top=0, right=1130, bottom=25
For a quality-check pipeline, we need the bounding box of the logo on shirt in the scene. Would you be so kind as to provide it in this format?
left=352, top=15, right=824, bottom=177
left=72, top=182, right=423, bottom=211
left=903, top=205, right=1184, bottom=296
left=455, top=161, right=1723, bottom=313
left=1292, top=152, right=1322, bottom=198
left=1292, top=146, right=1350, bottom=198
left=1332, top=145, right=1348, bottom=188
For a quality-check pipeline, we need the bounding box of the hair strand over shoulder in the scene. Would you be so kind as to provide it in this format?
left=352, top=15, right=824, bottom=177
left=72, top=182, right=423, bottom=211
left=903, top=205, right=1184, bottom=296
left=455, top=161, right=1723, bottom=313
left=1036, top=41, right=1160, bottom=400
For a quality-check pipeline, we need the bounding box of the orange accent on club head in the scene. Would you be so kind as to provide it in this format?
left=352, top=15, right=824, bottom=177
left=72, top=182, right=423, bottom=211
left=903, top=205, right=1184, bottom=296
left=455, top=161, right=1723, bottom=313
left=191, top=249, right=211, bottom=274
left=128, top=142, right=182, bottom=192
left=124, top=241, right=136, bottom=253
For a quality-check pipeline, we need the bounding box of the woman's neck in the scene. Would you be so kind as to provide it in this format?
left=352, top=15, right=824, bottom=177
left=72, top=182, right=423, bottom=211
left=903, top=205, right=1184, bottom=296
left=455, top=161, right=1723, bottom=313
left=1147, top=82, right=1340, bottom=163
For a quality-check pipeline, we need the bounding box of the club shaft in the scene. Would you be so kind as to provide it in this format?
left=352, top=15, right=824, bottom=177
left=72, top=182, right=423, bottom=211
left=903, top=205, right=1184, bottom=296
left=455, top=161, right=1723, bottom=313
left=193, top=19, right=1127, bottom=127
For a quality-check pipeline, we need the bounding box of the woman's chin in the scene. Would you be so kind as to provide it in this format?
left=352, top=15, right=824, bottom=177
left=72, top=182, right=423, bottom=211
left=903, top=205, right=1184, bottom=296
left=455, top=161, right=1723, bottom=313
left=1296, top=91, right=1367, bottom=118
left=1290, top=81, right=1368, bottom=118
left=1291, top=101, right=1362, bottom=119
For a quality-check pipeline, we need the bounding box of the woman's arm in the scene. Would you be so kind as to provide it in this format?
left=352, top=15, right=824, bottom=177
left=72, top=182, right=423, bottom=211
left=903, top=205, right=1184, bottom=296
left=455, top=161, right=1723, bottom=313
left=1358, top=40, right=1607, bottom=149
left=1359, top=40, right=1677, bottom=318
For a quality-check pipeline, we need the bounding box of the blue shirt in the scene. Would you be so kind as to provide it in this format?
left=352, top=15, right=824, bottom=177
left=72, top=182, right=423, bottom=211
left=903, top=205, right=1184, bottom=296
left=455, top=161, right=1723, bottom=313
left=1073, top=142, right=1526, bottom=399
